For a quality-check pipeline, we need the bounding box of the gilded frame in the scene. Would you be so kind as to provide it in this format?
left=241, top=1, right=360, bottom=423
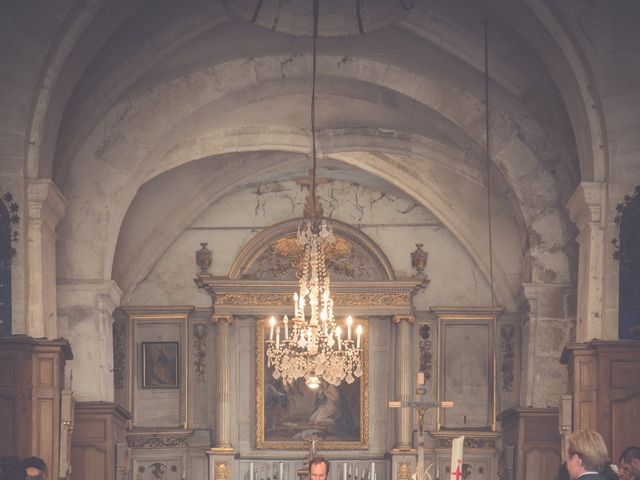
left=434, top=310, right=497, bottom=431
left=256, top=318, right=369, bottom=449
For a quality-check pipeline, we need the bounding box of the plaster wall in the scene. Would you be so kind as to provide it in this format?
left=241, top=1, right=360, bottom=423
left=128, top=179, right=494, bottom=311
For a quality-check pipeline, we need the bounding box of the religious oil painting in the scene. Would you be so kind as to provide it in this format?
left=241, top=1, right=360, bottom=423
left=256, top=319, right=368, bottom=449
left=142, top=342, right=179, bottom=389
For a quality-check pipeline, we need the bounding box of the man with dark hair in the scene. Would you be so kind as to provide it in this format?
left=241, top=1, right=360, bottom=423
left=309, top=457, right=330, bottom=480
left=21, top=457, right=47, bottom=480
left=620, top=447, right=640, bottom=480
left=0, top=456, right=26, bottom=480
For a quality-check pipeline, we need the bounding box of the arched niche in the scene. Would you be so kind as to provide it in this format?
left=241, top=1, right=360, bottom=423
left=196, top=218, right=426, bottom=317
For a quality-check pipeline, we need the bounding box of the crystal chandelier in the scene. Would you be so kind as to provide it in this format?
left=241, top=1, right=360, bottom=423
left=265, top=0, right=364, bottom=390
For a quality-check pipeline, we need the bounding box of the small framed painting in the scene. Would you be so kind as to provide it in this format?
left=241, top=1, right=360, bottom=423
left=142, top=341, right=179, bottom=389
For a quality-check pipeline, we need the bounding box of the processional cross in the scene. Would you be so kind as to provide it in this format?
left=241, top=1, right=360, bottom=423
left=388, top=373, right=454, bottom=480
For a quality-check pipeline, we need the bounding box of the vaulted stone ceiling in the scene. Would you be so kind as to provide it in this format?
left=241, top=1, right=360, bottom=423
left=31, top=0, right=598, bottom=308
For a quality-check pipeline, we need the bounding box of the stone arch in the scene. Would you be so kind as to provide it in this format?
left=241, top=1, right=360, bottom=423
left=228, top=218, right=396, bottom=282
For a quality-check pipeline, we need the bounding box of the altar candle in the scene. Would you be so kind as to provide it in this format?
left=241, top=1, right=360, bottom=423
left=347, top=316, right=353, bottom=340
left=250, top=462, right=254, bottom=480
left=356, top=324, right=363, bottom=349
left=279, top=462, right=283, bottom=480
left=355, top=467, right=358, bottom=479
left=269, top=317, right=276, bottom=340
left=343, top=463, right=348, bottom=480
left=370, top=463, right=375, bottom=480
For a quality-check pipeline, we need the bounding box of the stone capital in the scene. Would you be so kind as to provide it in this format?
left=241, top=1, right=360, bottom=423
left=392, top=315, right=415, bottom=324
left=567, top=181, right=606, bottom=232
left=58, top=279, right=123, bottom=313
left=26, top=179, right=67, bottom=233
left=211, top=314, right=233, bottom=324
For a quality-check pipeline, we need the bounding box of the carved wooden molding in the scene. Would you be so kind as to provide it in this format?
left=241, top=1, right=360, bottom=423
left=500, top=325, right=515, bottom=392
left=193, top=323, right=208, bottom=382
left=113, top=322, right=126, bottom=390
left=434, top=437, right=497, bottom=449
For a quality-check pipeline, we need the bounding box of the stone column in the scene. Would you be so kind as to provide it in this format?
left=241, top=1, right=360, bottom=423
left=57, top=280, right=122, bottom=401
left=567, top=182, right=608, bottom=341
left=521, top=283, right=575, bottom=407
left=393, top=315, right=414, bottom=450
left=212, top=314, right=234, bottom=450
left=25, top=179, right=67, bottom=339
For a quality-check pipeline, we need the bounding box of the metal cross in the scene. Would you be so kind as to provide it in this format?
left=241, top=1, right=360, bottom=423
left=388, top=374, right=454, bottom=480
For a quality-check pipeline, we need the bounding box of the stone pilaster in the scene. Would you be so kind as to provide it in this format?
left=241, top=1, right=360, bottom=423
left=25, top=179, right=67, bottom=339
left=567, top=182, right=609, bottom=341
left=392, top=315, right=414, bottom=450
left=521, top=283, right=575, bottom=407
left=212, top=314, right=234, bottom=451
left=57, top=280, right=122, bottom=401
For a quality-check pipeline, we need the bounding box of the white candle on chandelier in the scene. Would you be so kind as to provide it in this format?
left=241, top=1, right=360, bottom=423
left=356, top=324, right=363, bottom=349
left=276, top=327, right=280, bottom=348
left=347, top=316, right=353, bottom=340
left=269, top=317, right=276, bottom=341
left=283, top=315, right=289, bottom=340
left=294, top=293, right=299, bottom=317
left=335, top=326, right=342, bottom=350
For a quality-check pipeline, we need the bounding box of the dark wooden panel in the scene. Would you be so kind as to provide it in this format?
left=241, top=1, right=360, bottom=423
left=611, top=395, right=640, bottom=462
left=611, top=362, right=640, bottom=388
left=70, top=402, right=130, bottom=480
left=0, top=395, right=16, bottom=454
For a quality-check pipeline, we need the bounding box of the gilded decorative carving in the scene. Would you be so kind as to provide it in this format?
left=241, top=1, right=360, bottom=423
left=193, top=323, right=207, bottom=382
left=241, top=233, right=380, bottom=281
left=418, top=324, right=432, bottom=381
left=127, top=436, right=188, bottom=448
left=215, top=461, right=229, bottom=480
left=398, top=462, right=411, bottom=480
left=0, top=192, right=20, bottom=259
left=392, top=315, right=415, bottom=324
left=500, top=325, right=514, bottom=392
left=113, top=322, right=126, bottom=390
left=434, top=438, right=496, bottom=449
left=216, top=292, right=411, bottom=307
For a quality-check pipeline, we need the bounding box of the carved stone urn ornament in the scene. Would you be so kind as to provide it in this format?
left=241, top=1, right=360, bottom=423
left=196, top=242, right=212, bottom=274
left=411, top=243, right=428, bottom=276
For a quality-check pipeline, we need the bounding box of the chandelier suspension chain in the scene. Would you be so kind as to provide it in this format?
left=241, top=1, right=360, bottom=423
left=483, top=20, right=496, bottom=314
left=310, top=0, right=319, bottom=220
